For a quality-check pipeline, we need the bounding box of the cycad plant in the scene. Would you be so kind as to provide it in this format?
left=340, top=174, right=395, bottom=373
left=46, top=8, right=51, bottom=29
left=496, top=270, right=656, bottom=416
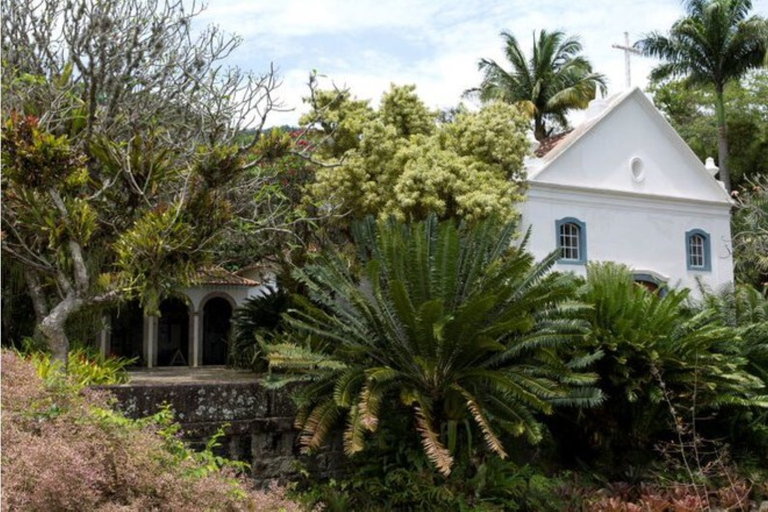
left=265, top=215, right=602, bottom=475
left=561, top=263, right=767, bottom=475
left=693, top=283, right=768, bottom=453
left=230, top=285, right=289, bottom=371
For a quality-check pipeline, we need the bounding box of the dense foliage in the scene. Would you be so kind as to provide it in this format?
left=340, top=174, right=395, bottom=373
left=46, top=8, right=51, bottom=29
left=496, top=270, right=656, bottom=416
left=265, top=216, right=602, bottom=476
left=732, top=176, right=768, bottom=287
left=650, top=70, right=768, bottom=191
left=637, top=0, right=768, bottom=191
left=691, top=283, right=768, bottom=457
left=552, top=263, right=768, bottom=477
left=1, top=351, right=308, bottom=511
left=283, top=264, right=768, bottom=510
left=230, top=285, right=291, bottom=371
left=301, top=82, right=531, bottom=224
left=22, top=344, right=136, bottom=386
left=0, top=0, right=285, bottom=365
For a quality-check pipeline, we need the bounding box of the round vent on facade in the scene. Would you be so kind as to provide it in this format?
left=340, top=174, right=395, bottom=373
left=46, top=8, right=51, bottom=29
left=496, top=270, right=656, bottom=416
left=630, top=156, right=645, bottom=182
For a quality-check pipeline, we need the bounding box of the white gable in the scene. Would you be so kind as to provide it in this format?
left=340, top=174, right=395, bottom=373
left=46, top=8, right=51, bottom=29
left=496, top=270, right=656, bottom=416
left=520, top=87, right=734, bottom=295
left=528, top=88, right=732, bottom=206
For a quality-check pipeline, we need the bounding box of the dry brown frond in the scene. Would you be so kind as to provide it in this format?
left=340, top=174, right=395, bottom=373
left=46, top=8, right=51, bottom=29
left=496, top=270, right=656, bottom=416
left=455, top=384, right=507, bottom=458
left=299, top=400, right=339, bottom=453
left=415, top=405, right=454, bottom=476
left=343, top=404, right=366, bottom=455
left=358, top=384, right=380, bottom=432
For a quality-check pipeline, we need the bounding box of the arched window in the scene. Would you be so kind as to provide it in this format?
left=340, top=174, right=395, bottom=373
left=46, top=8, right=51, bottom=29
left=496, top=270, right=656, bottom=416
left=685, top=229, right=711, bottom=271
left=556, top=217, right=587, bottom=264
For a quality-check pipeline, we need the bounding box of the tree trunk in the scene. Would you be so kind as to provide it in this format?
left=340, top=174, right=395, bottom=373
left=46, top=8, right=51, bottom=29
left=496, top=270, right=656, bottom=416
left=24, top=270, right=50, bottom=322
left=714, top=88, right=731, bottom=193
left=534, top=116, right=546, bottom=141
left=38, top=293, right=83, bottom=370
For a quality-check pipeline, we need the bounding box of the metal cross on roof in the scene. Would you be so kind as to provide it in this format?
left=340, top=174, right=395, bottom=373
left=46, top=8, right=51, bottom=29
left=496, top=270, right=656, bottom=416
left=612, top=32, right=642, bottom=89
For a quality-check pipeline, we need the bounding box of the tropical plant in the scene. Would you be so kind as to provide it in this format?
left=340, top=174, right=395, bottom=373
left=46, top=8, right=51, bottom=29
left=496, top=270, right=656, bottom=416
left=692, top=283, right=768, bottom=456
left=732, top=176, right=768, bottom=287
left=467, top=29, right=607, bottom=141
left=1, top=0, right=285, bottom=368
left=230, top=285, right=290, bottom=371
left=636, top=0, right=768, bottom=192
left=649, top=70, right=768, bottom=191
left=23, top=344, right=136, bottom=387
left=555, top=263, right=768, bottom=476
left=264, top=215, right=603, bottom=476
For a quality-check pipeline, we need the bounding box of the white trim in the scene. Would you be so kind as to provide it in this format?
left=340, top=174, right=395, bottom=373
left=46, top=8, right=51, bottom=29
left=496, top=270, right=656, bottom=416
left=630, top=269, right=669, bottom=283
left=527, top=181, right=732, bottom=214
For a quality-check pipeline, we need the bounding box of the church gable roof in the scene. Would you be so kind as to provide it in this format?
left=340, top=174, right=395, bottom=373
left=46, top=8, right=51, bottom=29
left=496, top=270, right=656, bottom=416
left=527, top=87, right=732, bottom=205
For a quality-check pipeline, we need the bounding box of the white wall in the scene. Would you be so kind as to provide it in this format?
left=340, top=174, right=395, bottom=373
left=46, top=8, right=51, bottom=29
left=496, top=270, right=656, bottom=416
left=183, top=283, right=274, bottom=313
left=520, top=183, right=734, bottom=294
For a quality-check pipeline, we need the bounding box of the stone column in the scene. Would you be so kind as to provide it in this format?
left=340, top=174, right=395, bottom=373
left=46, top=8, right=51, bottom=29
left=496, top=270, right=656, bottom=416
left=99, top=315, right=110, bottom=358
left=192, top=310, right=201, bottom=367
left=143, top=314, right=158, bottom=368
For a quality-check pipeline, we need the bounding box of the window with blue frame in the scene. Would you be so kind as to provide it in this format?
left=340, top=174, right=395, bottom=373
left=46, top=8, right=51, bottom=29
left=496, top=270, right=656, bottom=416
left=556, top=217, right=587, bottom=264
left=685, top=229, right=711, bottom=271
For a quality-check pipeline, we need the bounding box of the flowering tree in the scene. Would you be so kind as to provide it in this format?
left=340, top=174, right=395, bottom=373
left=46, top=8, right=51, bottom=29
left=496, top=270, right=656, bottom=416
left=300, top=81, right=531, bottom=224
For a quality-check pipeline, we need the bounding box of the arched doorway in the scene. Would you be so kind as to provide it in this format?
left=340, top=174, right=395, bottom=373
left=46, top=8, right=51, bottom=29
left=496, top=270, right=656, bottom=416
left=158, top=297, right=189, bottom=366
left=203, top=297, right=232, bottom=365
left=633, top=273, right=667, bottom=296
left=110, top=300, right=143, bottom=364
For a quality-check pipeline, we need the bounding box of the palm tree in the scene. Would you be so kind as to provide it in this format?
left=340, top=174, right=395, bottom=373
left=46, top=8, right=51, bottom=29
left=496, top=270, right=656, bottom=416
left=468, top=30, right=607, bottom=141
left=264, top=215, right=602, bottom=476
left=637, top=0, right=768, bottom=192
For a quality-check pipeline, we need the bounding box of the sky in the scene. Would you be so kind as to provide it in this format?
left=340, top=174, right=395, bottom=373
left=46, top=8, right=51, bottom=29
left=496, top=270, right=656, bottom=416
left=197, top=0, right=768, bottom=128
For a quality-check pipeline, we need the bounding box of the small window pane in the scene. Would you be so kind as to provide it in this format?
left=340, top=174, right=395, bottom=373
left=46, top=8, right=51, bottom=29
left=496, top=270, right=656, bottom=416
left=688, top=234, right=704, bottom=268
left=559, top=223, right=580, bottom=260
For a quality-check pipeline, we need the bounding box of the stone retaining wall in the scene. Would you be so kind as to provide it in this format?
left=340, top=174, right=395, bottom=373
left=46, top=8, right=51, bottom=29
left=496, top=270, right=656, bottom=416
left=104, top=381, right=343, bottom=485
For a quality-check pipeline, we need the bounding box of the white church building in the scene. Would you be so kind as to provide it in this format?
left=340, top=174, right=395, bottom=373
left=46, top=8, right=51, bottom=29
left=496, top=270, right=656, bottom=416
left=520, top=87, right=734, bottom=292
left=104, top=87, right=735, bottom=368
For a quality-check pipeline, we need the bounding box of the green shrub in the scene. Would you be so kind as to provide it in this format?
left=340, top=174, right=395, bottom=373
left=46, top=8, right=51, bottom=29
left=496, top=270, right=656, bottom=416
left=266, top=215, right=602, bottom=477
left=690, top=284, right=768, bottom=461
left=21, top=341, right=136, bottom=386
left=230, top=285, right=289, bottom=371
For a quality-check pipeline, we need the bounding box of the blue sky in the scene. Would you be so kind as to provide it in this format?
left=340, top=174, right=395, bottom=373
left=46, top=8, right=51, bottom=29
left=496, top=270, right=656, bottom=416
left=198, top=0, right=768, bottom=127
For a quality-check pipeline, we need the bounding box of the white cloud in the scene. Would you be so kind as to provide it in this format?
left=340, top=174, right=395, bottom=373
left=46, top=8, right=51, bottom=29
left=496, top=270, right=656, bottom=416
left=196, top=0, right=768, bottom=127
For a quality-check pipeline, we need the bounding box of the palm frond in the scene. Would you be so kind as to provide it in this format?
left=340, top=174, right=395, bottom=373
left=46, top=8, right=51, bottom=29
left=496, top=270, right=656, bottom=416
left=343, top=404, right=367, bottom=455
left=414, top=405, right=454, bottom=476
left=452, top=384, right=507, bottom=458
left=299, top=399, right=341, bottom=453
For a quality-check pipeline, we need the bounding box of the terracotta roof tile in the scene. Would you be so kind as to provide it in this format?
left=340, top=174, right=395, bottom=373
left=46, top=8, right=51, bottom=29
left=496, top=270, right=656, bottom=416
left=193, top=267, right=260, bottom=287
left=534, top=131, right=572, bottom=158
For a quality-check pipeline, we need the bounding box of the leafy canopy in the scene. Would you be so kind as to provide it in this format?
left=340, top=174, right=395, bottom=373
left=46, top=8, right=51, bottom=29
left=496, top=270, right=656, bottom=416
left=1, top=0, right=284, bottom=364
left=732, top=176, right=768, bottom=287
left=302, top=82, right=531, bottom=224
left=636, top=0, right=768, bottom=191
left=649, top=71, right=768, bottom=190
left=265, top=215, right=602, bottom=476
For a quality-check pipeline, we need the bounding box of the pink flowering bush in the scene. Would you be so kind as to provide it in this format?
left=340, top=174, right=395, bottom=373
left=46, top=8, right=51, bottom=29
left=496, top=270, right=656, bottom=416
left=1, top=351, right=309, bottom=511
